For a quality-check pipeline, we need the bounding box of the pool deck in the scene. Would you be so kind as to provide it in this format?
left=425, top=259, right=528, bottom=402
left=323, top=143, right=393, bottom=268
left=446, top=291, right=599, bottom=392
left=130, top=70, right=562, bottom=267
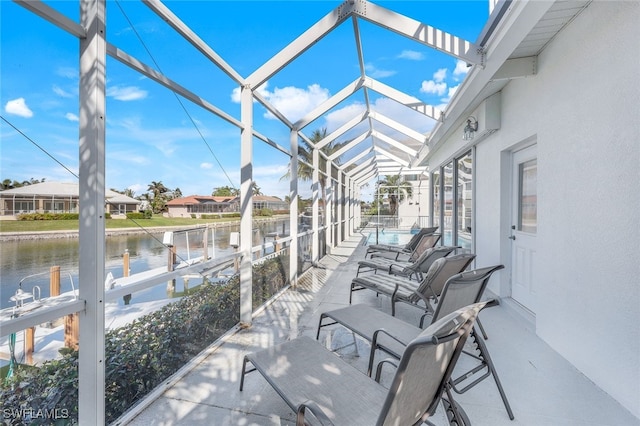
left=123, top=233, right=639, bottom=425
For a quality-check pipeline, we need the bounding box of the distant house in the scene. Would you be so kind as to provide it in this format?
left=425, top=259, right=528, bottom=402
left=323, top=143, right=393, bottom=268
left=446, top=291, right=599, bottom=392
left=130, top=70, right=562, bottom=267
left=166, top=194, right=288, bottom=218
left=166, top=195, right=239, bottom=218
left=252, top=195, right=288, bottom=212
left=0, top=181, right=141, bottom=218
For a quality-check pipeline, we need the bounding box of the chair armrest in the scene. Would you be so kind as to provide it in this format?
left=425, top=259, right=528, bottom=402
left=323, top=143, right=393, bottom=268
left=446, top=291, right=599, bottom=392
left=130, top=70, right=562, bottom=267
left=296, top=400, right=336, bottom=426
left=372, top=328, right=411, bottom=348
left=374, top=357, right=399, bottom=382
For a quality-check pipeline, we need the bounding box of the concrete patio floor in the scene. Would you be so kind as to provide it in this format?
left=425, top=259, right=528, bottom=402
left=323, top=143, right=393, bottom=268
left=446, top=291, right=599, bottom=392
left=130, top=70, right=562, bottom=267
left=124, top=234, right=639, bottom=426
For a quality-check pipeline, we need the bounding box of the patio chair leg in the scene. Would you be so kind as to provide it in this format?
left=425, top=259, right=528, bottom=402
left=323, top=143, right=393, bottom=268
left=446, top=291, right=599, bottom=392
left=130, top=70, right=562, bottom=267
left=474, top=331, right=514, bottom=420
left=442, top=388, right=471, bottom=426
left=239, top=356, right=255, bottom=391
left=476, top=317, right=489, bottom=340
left=452, top=329, right=514, bottom=420
left=351, top=331, right=360, bottom=357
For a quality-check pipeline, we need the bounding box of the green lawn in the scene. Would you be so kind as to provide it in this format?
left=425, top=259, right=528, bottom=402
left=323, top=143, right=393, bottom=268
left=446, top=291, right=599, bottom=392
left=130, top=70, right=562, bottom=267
left=0, top=216, right=242, bottom=233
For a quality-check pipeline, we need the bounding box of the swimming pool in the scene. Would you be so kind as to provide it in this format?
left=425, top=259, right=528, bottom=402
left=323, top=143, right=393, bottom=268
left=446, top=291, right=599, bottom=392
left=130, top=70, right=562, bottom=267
left=365, top=230, right=415, bottom=246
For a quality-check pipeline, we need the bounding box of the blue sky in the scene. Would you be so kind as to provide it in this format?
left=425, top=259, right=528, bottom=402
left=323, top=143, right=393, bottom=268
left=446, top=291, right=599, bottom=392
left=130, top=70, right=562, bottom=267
left=1, top=1, right=489, bottom=201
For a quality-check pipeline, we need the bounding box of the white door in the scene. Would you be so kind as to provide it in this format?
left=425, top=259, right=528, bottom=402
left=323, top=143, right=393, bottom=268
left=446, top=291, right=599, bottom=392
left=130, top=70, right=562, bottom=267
left=510, top=145, right=537, bottom=313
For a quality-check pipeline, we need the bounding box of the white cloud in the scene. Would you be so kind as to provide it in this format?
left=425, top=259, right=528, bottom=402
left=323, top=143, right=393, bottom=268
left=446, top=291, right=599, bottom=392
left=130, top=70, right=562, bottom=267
left=232, top=81, right=330, bottom=123
left=65, top=112, right=79, bottom=122
left=254, top=164, right=289, bottom=178
left=370, top=97, right=435, bottom=136
left=53, top=85, right=73, bottom=98
left=454, top=59, right=470, bottom=77
left=128, top=183, right=144, bottom=194
left=321, top=98, right=435, bottom=145
left=56, top=67, right=77, bottom=79
left=107, top=85, right=148, bottom=101
left=5, top=98, right=33, bottom=118
left=420, top=80, right=447, bottom=96
left=433, top=68, right=447, bottom=83
left=364, top=63, right=396, bottom=79
left=324, top=102, right=367, bottom=132
left=397, top=50, right=424, bottom=61
left=200, top=162, right=213, bottom=169
left=445, top=84, right=459, bottom=101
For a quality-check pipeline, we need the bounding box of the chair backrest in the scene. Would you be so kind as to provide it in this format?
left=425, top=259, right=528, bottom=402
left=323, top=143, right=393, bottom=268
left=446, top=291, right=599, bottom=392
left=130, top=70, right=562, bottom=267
left=431, top=264, right=505, bottom=323
left=376, top=302, right=486, bottom=426
left=408, top=233, right=442, bottom=262
left=404, top=245, right=458, bottom=275
left=410, top=253, right=476, bottom=303
left=404, top=227, right=439, bottom=251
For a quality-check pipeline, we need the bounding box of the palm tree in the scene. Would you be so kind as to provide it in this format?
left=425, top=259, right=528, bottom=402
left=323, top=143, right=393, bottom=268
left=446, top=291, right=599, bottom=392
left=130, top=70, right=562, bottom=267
left=172, top=187, right=183, bottom=199
left=251, top=182, right=262, bottom=196
left=212, top=186, right=239, bottom=197
left=147, top=181, right=170, bottom=213
left=1, top=179, right=13, bottom=190
left=376, top=175, right=413, bottom=217
left=281, top=128, right=345, bottom=215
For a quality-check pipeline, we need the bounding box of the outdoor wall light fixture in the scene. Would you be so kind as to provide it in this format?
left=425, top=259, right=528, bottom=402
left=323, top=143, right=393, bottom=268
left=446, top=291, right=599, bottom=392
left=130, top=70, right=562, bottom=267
left=463, top=116, right=478, bottom=140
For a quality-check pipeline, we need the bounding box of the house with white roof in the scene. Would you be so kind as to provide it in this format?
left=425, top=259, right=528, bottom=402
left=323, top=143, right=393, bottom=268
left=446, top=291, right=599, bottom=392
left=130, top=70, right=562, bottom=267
left=0, top=182, right=141, bottom=218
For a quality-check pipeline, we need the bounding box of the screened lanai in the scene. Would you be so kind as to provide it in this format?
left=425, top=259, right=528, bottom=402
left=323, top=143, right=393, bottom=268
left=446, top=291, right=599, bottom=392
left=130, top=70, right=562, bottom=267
left=3, top=0, right=639, bottom=424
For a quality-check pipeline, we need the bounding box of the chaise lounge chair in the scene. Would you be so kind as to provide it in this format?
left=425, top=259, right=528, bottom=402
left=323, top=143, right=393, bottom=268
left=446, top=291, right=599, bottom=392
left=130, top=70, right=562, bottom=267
left=349, top=253, right=476, bottom=316
left=356, top=245, right=458, bottom=281
left=240, top=303, right=486, bottom=426
left=318, top=264, right=515, bottom=421
left=366, top=226, right=439, bottom=259
left=369, top=232, right=441, bottom=261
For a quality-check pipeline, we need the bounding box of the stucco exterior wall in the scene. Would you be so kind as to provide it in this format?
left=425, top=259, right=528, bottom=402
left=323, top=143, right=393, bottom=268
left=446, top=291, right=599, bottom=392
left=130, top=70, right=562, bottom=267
left=431, top=1, right=640, bottom=418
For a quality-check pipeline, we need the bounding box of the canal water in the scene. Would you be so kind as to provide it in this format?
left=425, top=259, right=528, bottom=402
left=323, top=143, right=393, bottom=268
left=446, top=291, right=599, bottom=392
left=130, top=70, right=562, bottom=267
left=0, top=220, right=290, bottom=310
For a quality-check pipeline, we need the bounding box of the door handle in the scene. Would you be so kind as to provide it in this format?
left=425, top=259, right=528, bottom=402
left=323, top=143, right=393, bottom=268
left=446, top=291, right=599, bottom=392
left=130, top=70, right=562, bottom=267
left=508, top=235, right=516, bottom=240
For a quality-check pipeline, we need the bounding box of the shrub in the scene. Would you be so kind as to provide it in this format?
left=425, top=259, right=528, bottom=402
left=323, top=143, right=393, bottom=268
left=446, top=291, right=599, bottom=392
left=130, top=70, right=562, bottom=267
left=17, top=213, right=80, bottom=221
left=0, top=255, right=289, bottom=425
left=125, top=212, right=146, bottom=220
left=255, top=208, right=273, bottom=217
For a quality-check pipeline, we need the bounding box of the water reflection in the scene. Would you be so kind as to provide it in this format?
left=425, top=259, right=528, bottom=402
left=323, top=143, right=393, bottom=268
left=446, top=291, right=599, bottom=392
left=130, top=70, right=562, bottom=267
left=0, top=220, right=289, bottom=309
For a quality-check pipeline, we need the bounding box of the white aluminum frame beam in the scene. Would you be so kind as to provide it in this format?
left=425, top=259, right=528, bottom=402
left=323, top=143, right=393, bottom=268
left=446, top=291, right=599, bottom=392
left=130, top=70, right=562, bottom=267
left=339, top=146, right=373, bottom=170
left=352, top=16, right=367, bottom=78
left=315, top=110, right=368, bottom=150
left=289, top=129, right=299, bottom=287
left=363, top=77, right=442, bottom=120
left=107, top=44, right=243, bottom=129
left=351, top=163, right=376, bottom=181
left=347, top=157, right=375, bottom=177
left=369, top=111, right=427, bottom=145
left=15, top=0, right=86, bottom=38
left=415, top=1, right=554, bottom=166
left=353, top=1, right=483, bottom=65
left=239, top=85, right=253, bottom=326
left=354, top=169, right=377, bottom=186
left=374, top=146, right=410, bottom=167
left=247, top=1, right=354, bottom=87
left=78, top=0, right=106, bottom=423
left=328, top=130, right=370, bottom=161
left=371, top=130, right=418, bottom=157
left=143, top=0, right=244, bottom=84
left=253, top=89, right=294, bottom=129
left=294, top=78, right=364, bottom=130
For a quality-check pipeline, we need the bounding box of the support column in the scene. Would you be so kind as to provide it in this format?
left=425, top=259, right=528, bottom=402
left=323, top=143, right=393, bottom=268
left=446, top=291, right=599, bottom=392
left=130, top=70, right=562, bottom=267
left=240, top=84, right=253, bottom=326
left=289, top=129, right=299, bottom=287
left=337, top=172, right=343, bottom=244
left=78, top=0, right=106, bottom=423
left=325, top=160, right=332, bottom=252
left=311, top=148, right=319, bottom=263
